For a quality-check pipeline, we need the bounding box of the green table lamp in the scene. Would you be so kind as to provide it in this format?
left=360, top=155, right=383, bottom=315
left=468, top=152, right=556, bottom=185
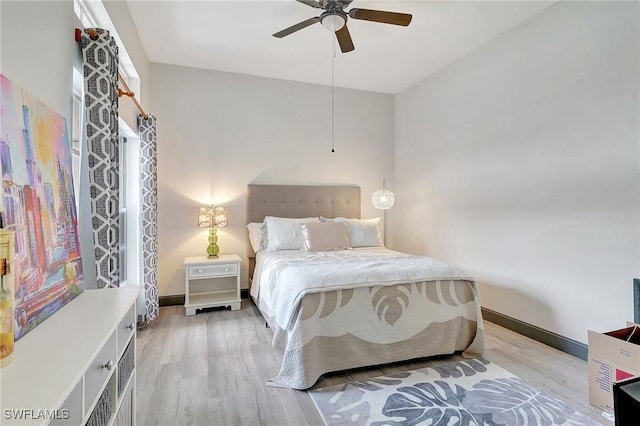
left=198, top=206, right=228, bottom=258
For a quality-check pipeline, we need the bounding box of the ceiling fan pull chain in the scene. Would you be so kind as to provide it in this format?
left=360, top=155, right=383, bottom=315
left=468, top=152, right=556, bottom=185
left=331, top=33, right=335, bottom=153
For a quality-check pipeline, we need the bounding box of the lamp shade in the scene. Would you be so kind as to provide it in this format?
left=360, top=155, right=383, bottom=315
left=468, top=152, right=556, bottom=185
left=372, top=189, right=395, bottom=210
left=198, top=206, right=228, bottom=228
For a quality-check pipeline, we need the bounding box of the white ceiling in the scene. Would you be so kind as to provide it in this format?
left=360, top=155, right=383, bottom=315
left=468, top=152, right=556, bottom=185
left=126, top=0, right=554, bottom=94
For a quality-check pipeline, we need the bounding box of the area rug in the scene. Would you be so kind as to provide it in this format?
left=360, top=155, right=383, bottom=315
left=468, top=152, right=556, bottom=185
left=309, top=358, right=602, bottom=426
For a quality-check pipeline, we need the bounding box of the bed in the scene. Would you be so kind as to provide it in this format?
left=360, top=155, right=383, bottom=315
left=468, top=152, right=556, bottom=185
left=247, top=184, right=484, bottom=389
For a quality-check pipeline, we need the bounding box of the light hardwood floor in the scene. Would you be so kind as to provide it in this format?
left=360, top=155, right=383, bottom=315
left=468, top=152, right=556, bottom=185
left=136, top=300, right=609, bottom=426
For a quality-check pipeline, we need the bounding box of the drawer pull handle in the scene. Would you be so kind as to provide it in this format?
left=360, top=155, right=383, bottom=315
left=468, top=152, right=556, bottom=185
left=127, top=323, right=135, bottom=330
left=197, top=269, right=203, bottom=274
left=224, top=268, right=229, bottom=272
left=102, top=360, right=114, bottom=371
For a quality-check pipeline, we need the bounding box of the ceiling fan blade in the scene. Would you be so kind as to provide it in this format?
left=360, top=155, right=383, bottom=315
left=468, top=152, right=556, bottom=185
left=273, top=17, right=320, bottom=38
left=295, top=0, right=322, bottom=8
left=335, top=25, right=354, bottom=53
left=348, top=8, right=412, bottom=26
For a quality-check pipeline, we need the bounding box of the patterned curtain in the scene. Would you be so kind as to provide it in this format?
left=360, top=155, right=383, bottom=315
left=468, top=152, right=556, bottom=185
left=138, top=114, right=159, bottom=321
left=79, top=28, right=120, bottom=289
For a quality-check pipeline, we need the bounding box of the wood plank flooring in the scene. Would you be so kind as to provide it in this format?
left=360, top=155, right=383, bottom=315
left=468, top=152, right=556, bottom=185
left=136, top=300, right=609, bottom=425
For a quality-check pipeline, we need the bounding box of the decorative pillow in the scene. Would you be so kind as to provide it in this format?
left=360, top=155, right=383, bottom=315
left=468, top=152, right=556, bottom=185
left=246, top=222, right=268, bottom=253
left=334, top=217, right=383, bottom=247
left=300, top=221, right=350, bottom=251
left=258, top=222, right=268, bottom=251
left=264, top=216, right=320, bottom=251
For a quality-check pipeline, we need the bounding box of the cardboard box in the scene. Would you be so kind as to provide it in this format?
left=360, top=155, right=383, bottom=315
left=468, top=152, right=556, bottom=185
left=588, top=324, right=640, bottom=412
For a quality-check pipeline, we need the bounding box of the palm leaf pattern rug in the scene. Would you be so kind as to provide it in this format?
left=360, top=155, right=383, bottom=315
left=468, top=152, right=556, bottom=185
left=309, top=358, right=603, bottom=426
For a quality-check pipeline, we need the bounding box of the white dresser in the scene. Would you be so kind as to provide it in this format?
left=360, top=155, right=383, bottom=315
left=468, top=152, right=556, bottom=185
left=0, top=287, right=140, bottom=425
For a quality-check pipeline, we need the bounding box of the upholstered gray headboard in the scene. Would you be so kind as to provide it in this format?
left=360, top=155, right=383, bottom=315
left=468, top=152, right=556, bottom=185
left=247, top=184, right=361, bottom=224
left=246, top=184, right=361, bottom=278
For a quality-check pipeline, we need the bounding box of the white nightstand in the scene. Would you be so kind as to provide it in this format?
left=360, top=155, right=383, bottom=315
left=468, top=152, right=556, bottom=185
left=184, top=254, right=241, bottom=316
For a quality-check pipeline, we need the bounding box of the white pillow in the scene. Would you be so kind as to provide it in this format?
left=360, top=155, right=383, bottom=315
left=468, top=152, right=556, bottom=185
left=246, top=222, right=267, bottom=253
left=334, top=217, right=383, bottom=247
left=300, top=221, right=350, bottom=251
left=264, top=216, right=320, bottom=251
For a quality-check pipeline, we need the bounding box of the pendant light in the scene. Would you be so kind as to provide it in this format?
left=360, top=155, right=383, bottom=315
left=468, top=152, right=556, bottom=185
left=372, top=179, right=395, bottom=210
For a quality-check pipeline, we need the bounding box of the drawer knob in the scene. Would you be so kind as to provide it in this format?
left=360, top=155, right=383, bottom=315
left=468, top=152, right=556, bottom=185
left=197, top=269, right=203, bottom=274
left=127, top=322, right=135, bottom=330
left=224, top=268, right=229, bottom=272
left=102, top=360, right=114, bottom=371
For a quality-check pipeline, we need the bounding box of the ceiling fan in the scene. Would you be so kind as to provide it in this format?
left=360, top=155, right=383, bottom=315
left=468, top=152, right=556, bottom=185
left=273, top=0, right=412, bottom=53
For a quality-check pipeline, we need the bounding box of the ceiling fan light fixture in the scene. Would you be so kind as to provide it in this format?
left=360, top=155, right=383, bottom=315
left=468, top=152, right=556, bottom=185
left=321, top=13, right=346, bottom=31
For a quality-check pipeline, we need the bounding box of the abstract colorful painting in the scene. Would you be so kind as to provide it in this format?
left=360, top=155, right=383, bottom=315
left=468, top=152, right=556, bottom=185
left=0, top=74, right=83, bottom=340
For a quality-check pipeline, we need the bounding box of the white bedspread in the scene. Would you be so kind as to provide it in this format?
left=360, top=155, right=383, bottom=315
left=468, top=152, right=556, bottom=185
left=252, top=247, right=474, bottom=330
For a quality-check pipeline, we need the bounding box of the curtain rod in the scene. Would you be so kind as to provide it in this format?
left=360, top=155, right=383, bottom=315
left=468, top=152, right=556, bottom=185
left=74, top=28, right=149, bottom=120
left=117, top=74, right=148, bottom=120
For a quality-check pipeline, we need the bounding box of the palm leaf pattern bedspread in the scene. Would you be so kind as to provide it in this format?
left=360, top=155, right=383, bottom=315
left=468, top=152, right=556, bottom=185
left=253, top=248, right=485, bottom=389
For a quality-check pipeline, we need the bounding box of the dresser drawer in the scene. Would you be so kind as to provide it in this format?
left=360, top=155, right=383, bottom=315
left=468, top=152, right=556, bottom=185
left=188, top=263, right=238, bottom=278
left=85, top=331, right=117, bottom=415
left=117, top=305, right=136, bottom=358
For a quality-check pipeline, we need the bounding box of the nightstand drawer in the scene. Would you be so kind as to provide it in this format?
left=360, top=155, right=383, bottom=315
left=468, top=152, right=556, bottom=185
left=188, top=263, right=238, bottom=278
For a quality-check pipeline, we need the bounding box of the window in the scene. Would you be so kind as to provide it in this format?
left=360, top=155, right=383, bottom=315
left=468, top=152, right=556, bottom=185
left=119, top=136, right=128, bottom=286
left=74, top=0, right=139, bottom=90
left=74, top=0, right=97, bottom=28
left=118, top=122, right=142, bottom=290
left=71, top=69, right=83, bottom=209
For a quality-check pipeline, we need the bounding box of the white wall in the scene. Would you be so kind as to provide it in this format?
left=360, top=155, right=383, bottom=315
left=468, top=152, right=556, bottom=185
left=150, top=63, right=395, bottom=296
left=393, top=1, right=639, bottom=344
left=1, top=1, right=80, bottom=120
